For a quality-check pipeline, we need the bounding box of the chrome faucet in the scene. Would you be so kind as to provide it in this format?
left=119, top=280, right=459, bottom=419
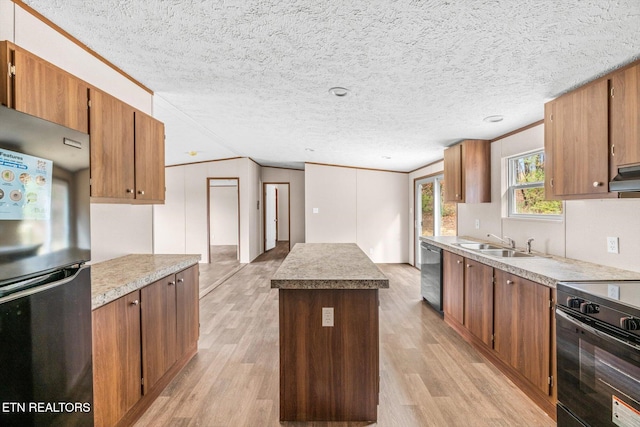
left=487, top=233, right=516, bottom=249
left=526, top=238, right=534, bottom=254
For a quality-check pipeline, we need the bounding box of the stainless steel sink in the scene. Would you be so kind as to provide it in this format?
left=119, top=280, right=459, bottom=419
left=454, top=243, right=503, bottom=250
left=479, top=249, right=534, bottom=258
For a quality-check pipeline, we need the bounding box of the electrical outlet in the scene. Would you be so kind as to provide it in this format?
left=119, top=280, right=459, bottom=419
left=475, top=219, right=480, bottom=230
left=607, top=285, right=620, bottom=300
left=322, top=307, right=334, bottom=327
left=607, top=237, right=619, bottom=254
left=369, top=248, right=374, bottom=256
left=313, top=207, right=319, bottom=214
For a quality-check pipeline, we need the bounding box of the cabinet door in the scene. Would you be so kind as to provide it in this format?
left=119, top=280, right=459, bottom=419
left=611, top=64, right=640, bottom=173
left=134, top=111, right=165, bottom=202
left=176, top=265, right=200, bottom=356
left=13, top=46, right=89, bottom=133
left=444, top=144, right=462, bottom=202
left=92, top=291, right=142, bottom=427
left=493, top=270, right=551, bottom=396
left=552, top=79, right=609, bottom=196
left=463, top=259, right=493, bottom=347
left=462, top=140, right=491, bottom=203
left=89, top=88, right=135, bottom=199
left=141, top=276, right=178, bottom=393
left=443, top=251, right=464, bottom=325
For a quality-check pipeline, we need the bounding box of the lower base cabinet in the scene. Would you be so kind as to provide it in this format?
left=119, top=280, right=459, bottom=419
left=93, top=264, right=199, bottom=427
left=442, top=250, right=556, bottom=419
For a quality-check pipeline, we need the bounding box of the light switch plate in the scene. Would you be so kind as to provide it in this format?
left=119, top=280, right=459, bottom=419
left=475, top=219, right=480, bottom=229
left=607, top=237, right=619, bottom=254
left=607, top=285, right=620, bottom=300
left=322, top=307, right=334, bottom=327
left=313, top=207, right=319, bottom=214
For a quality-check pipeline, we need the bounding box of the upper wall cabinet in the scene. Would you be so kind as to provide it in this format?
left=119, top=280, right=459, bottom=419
left=544, top=79, right=609, bottom=198
left=0, top=41, right=88, bottom=133
left=444, top=139, right=491, bottom=203
left=89, top=89, right=165, bottom=203
left=610, top=63, right=640, bottom=175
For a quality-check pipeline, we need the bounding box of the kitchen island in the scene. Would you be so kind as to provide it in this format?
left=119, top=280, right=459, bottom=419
left=271, top=243, right=389, bottom=422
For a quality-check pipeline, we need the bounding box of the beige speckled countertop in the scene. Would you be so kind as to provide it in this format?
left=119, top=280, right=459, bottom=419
left=271, top=243, right=389, bottom=289
left=421, top=236, right=640, bottom=288
left=91, top=254, right=201, bottom=309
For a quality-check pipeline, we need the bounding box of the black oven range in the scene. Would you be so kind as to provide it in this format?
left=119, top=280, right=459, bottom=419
left=556, top=281, right=640, bottom=427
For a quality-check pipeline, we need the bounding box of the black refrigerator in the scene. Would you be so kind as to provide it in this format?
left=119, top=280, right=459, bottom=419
left=0, top=106, right=93, bottom=426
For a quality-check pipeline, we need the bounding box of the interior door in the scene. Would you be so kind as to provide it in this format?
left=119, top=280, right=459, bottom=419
left=265, top=184, right=277, bottom=251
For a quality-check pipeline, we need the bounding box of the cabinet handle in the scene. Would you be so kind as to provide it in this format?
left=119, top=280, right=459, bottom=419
left=126, top=188, right=134, bottom=193
left=138, top=190, right=145, bottom=195
left=131, top=299, right=139, bottom=305
left=593, top=181, right=602, bottom=187
left=177, top=278, right=184, bottom=283
left=506, top=280, right=514, bottom=285
left=456, top=260, right=462, bottom=264
left=550, top=178, right=554, bottom=188
left=466, top=264, right=471, bottom=268
left=611, top=144, right=615, bottom=157
left=169, top=281, right=176, bottom=286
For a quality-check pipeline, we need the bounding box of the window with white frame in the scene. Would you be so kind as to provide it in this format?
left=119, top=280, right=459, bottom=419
left=507, top=150, right=562, bottom=218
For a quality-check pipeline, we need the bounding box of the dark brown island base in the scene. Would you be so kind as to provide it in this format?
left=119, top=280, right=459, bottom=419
left=271, top=243, right=389, bottom=422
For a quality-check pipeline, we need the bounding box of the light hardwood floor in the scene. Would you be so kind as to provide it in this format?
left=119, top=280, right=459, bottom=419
left=135, top=243, right=554, bottom=426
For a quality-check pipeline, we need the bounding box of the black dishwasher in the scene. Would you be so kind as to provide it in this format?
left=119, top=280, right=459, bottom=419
left=420, top=241, right=443, bottom=314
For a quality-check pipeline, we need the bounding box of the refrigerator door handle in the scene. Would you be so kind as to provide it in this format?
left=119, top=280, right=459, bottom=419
left=0, top=266, right=84, bottom=303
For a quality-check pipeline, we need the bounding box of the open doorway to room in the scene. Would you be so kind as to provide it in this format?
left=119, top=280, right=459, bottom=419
left=203, top=178, right=243, bottom=296
left=263, top=183, right=291, bottom=254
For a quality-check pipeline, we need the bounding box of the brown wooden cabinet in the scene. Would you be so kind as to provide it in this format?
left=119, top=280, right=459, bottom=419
left=176, top=265, right=200, bottom=356
left=443, top=139, right=491, bottom=203
left=1, top=41, right=88, bottom=133
left=442, top=251, right=464, bottom=325
left=610, top=63, right=640, bottom=174
left=89, top=89, right=166, bottom=203
left=493, top=270, right=552, bottom=396
left=92, top=265, right=199, bottom=427
left=90, top=88, right=136, bottom=200
left=141, top=276, right=178, bottom=392
left=463, top=258, right=493, bottom=346
left=134, top=110, right=166, bottom=202
left=92, top=291, right=142, bottom=427
left=544, top=79, right=609, bottom=198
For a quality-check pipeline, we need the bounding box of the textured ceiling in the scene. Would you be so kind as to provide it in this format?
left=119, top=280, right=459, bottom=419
left=22, top=0, right=640, bottom=171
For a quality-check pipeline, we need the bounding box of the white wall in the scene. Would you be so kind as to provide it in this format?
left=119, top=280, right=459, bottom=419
left=456, top=123, right=640, bottom=273
left=154, top=158, right=261, bottom=263
left=261, top=167, right=305, bottom=248
left=407, top=161, right=445, bottom=266
left=90, top=204, right=153, bottom=263
left=5, top=2, right=157, bottom=263
left=209, top=185, right=239, bottom=246
left=305, top=163, right=408, bottom=263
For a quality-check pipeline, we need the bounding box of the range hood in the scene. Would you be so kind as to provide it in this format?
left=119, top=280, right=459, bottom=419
left=609, top=164, right=640, bottom=193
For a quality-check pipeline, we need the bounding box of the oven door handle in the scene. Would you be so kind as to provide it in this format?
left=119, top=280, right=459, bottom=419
left=556, top=308, right=640, bottom=352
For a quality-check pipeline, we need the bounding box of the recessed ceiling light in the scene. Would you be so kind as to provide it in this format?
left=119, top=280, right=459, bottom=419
left=305, top=148, right=315, bottom=152
left=382, top=156, right=391, bottom=159
left=328, top=87, right=349, bottom=97
left=483, top=115, right=504, bottom=123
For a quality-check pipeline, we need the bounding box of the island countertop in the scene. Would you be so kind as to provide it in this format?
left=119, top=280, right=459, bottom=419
left=91, top=254, right=201, bottom=310
left=271, top=243, right=389, bottom=289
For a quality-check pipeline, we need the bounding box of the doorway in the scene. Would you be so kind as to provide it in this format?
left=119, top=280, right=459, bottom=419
left=203, top=178, right=243, bottom=295
left=263, top=183, right=290, bottom=253
left=414, top=174, right=457, bottom=266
